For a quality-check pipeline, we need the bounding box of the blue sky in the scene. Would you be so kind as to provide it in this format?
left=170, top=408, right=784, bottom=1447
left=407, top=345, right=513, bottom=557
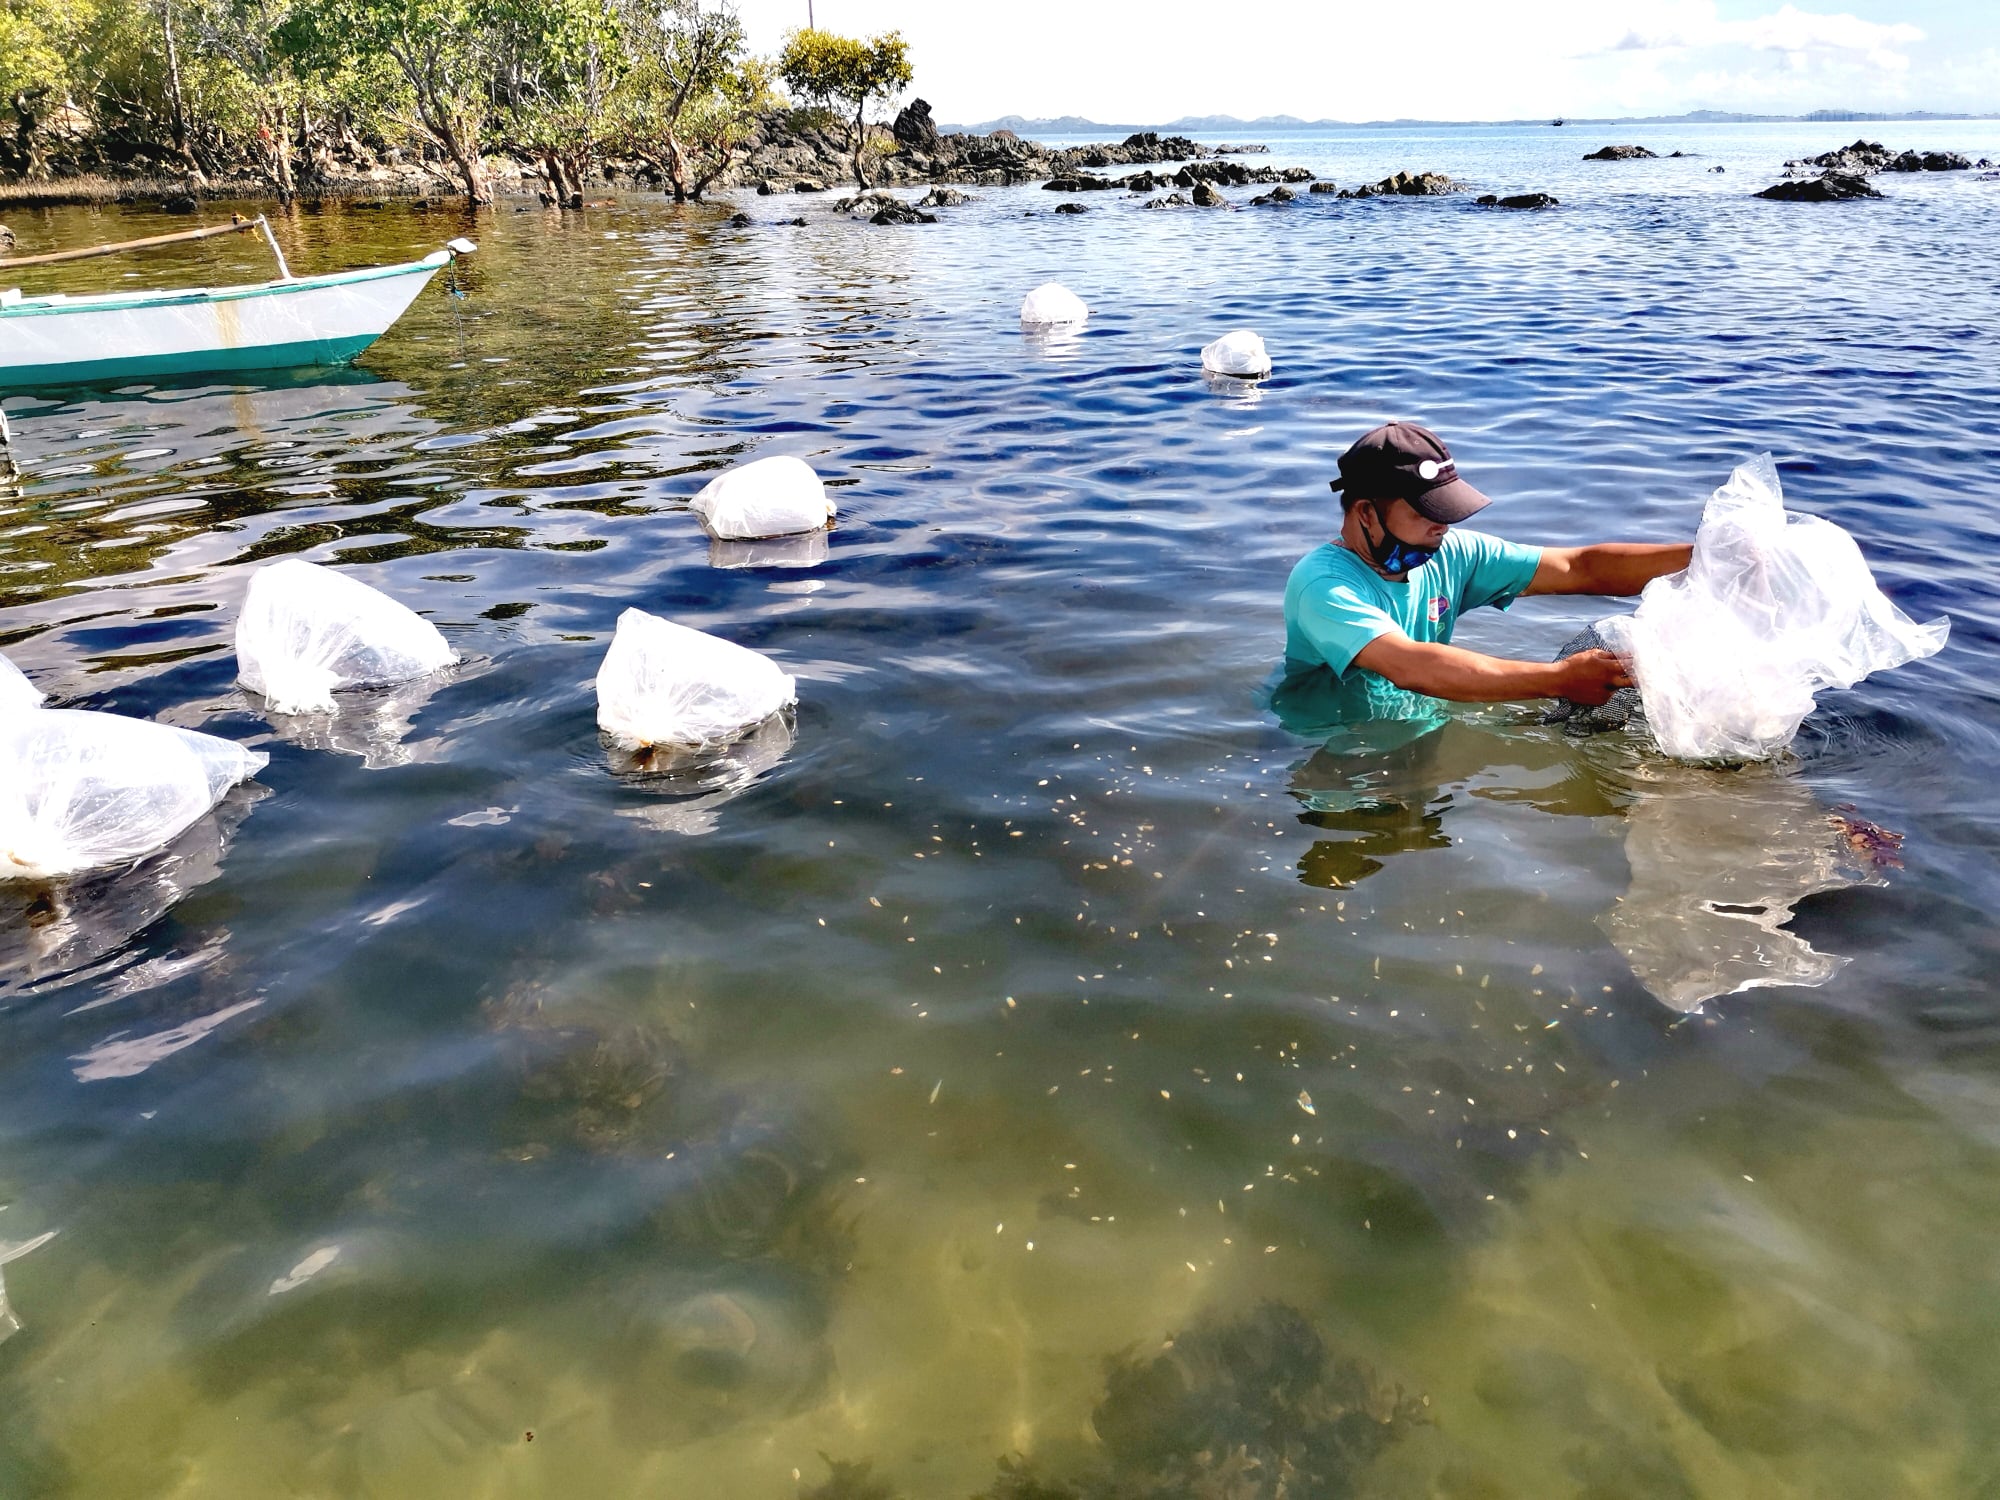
left=736, top=1, right=2000, bottom=123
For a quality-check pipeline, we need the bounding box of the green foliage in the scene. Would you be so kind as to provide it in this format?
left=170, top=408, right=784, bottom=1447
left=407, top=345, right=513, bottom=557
left=774, top=26, right=909, bottom=188
left=613, top=0, right=766, bottom=200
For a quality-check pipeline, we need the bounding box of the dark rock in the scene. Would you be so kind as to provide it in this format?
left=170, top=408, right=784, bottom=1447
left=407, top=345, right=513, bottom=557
left=788, top=217, right=806, bottom=226
left=1042, top=173, right=1118, bottom=191
left=160, top=194, right=198, bottom=213
left=1583, top=144, right=1658, bottom=161
left=1799, top=139, right=1894, bottom=174
left=991, top=129, right=1019, bottom=142
left=1756, top=172, right=1882, bottom=201
left=1281, top=166, right=1315, bottom=182
left=727, top=212, right=752, bottom=227
left=868, top=199, right=936, bottom=225
left=1054, top=202, right=1090, bottom=214
left=891, top=98, right=939, bottom=153
left=793, top=180, right=824, bottom=193
left=1191, top=181, right=1228, bottom=207
left=1888, top=149, right=1971, bottom=172
left=1339, top=171, right=1461, bottom=198
left=1308, top=180, right=1340, bottom=194
left=1249, top=185, right=1296, bottom=205
left=1542, top=626, right=1643, bottom=735
left=1212, top=143, right=1270, bottom=154
left=1119, top=170, right=1158, bottom=192
left=916, top=186, right=971, bottom=207
left=1480, top=191, right=1558, bottom=209
left=1710, top=166, right=1725, bottom=173
left=1119, top=132, right=1207, bottom=161
left=1143, top=193, right=1190, bottom=209
left=756, top=181, right=774, bottom=195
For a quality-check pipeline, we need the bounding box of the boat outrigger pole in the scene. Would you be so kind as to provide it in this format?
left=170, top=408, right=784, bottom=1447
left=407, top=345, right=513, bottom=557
left=0, top=214, right=292, bottom=279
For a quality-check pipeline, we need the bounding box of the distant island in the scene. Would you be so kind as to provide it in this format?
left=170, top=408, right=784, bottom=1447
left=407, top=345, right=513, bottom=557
left=946, top=108, right=1999, bottom=134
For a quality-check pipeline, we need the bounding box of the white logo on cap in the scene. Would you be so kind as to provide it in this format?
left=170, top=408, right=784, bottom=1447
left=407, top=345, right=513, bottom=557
left=1417, top=459, right=1442, bottom=481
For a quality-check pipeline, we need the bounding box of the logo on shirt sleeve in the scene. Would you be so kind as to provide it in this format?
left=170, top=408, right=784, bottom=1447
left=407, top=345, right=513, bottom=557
left=1427, top=595, right=1450, bottom=623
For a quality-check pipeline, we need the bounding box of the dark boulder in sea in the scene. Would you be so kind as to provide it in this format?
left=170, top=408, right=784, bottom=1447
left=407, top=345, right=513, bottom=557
left=1249, top=185, right=1296, bottom=205
left=1756, top=172, right=1882, bottom=201
left=1042, top=173, right=1118, bottom=191
left=1796, top=139, right=1895, bottom=173
left=160, top=194, right=199, bottom=213
left=1584, top=144, right=1658, bottom=160
left=1212, top=143, right=1270, bottom=154
left=1308, top=180, right=1340, bottom=194
left=1054, top=202, right=1090, bottom=214
left=1888, top=149, right=1971, bottom=172
left=916, top=186, right=971, bottom=207
left=727, top=212, right=752, bottom=226
left=793, top=180, right=825, bottom=193
left=1119, top=131, right=1206, bottom=161
left=1143, top=192, right=1191, bottom=209
left=1476, top=192, right=1559, bottom=209
left=1340, top=171, right=1461, bottom=198
left=868, top=199, right=936, bottom=225
left=892, top=98, right=940, bottom=152
left=1191, top=181, right=1229, bottom=207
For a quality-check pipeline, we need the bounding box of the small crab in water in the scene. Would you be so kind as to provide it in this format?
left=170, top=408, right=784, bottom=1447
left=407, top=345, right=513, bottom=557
left=1829, top=805, right=1905, bottom=871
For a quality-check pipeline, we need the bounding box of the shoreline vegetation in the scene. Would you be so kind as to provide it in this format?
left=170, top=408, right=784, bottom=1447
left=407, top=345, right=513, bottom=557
left=0, top=0, right=1294, bottom=215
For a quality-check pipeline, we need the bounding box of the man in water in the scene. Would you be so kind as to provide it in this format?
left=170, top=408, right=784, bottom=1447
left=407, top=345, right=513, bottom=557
left=1282, top=422, right=1691, bottom=716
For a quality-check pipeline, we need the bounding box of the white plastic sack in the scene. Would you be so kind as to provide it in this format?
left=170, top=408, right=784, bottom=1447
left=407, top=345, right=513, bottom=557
left=1201, top=330, right=1271, bottom=377
left=0, top=710, right=267, bottom=881
left=1020, top=282, right=1088, bottom=326
left=237, top=558, right=458, bottom=715
left=690, top=455, right=834, bottom=540
left=1598, top=455, right=1949, bottom=762
left=595, top=608, right=795, bottom=752
left=0, top=654, right=42, bottom=717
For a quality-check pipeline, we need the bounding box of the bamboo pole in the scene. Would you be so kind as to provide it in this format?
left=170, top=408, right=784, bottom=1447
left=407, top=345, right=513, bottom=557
left=0, top=215, right=261, bottom=270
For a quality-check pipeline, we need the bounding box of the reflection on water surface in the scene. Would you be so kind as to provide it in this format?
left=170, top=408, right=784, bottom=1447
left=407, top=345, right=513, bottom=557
left=3, top=120, right=2000, bottom=1496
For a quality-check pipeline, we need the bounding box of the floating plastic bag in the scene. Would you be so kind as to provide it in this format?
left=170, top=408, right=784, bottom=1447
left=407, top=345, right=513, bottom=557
left=237, top=558, right=458, bottom=715
left=1597, top=456, right=1949, bottom=762
left=595, top=608, right=795, bottom=752
left=1020, top=282, right=1088, bottom=326
left=0, top=654, right=42, bottom=717
left=0, top=710, right=267, bottom=882
left=1201, top=330, right=1271, bottom=377
left=690, top=455, right=834, bottom=541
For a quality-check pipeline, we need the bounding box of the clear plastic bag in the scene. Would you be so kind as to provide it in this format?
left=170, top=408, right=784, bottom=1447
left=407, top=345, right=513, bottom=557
left=595, top=608, right=795, bottom=752
left=0, top=653, right=42, bottom=717
left=236, top=558, right=458, bottom=715
left=1020, top=282, right=1088, bottom=326
left=1597, top=455, right=1949, bottom=762
left=0, top=709, right=268, bottom=882
left=1201, top=330, right=1271, bottom=377
left=690, top=455, right=834, bottom=541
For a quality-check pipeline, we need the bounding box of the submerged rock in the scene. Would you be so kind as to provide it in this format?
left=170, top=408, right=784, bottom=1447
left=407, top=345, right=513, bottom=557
left=1477, top=191, right=1559, bottom=209
left=1308, top=180, right=1340, bottom=193
left=1042, top=173, right=1118, bottom=191
left=1249, top=185, right=1295, bottom=205
left=1191, top=181, right=1229, bottom=207
left=1888, top=149, right=1971, bottom=172
left=1584, top=144, right=1658, bottom=160
left=1340, top=171, right=1461, bottom=198
left=1542, top=625, right=1643, bottom=736
left=1756, top=172, right=1882, bottom=202
left=1143, top=192, right=1190, bottom=209
left=869, top=200, right=936, bottom=225
left=916, top=186, right=970, bottom=207
left=1053, top=202, right=1089, bottom=214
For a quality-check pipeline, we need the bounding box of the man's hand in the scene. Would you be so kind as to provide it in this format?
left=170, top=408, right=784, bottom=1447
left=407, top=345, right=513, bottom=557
left=1554, top=648, right=1632, bottom=706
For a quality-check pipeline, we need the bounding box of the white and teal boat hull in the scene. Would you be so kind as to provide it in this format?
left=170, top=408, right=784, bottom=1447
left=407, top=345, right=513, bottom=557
left=0, top=251, right=452, bottom=388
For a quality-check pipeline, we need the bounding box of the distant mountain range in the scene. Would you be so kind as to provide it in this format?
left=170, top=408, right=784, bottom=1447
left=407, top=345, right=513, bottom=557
left=940, top=109, right=1995, bottom=135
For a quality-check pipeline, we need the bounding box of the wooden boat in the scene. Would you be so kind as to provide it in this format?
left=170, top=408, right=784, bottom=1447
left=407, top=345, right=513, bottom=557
left=0, top=216, right=473, bottom=388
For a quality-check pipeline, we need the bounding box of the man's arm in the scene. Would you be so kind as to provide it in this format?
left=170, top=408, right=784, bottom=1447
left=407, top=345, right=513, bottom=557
left=1352, top=632, right=1630, bottom=705
left=1525, top=542, right=1692, bottom=597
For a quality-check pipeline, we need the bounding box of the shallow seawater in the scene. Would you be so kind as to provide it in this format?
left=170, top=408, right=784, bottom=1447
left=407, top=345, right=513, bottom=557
left=2, top=121, right=2000, bottom=1498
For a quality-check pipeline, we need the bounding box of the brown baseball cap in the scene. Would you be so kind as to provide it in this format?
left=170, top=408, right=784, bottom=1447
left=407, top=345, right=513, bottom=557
left=1327, top=421, right=1492, bottom=523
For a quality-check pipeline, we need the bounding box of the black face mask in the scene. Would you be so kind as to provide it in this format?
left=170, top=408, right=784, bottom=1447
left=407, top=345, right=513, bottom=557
left=1360, top=503, right=1441, bottom=575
